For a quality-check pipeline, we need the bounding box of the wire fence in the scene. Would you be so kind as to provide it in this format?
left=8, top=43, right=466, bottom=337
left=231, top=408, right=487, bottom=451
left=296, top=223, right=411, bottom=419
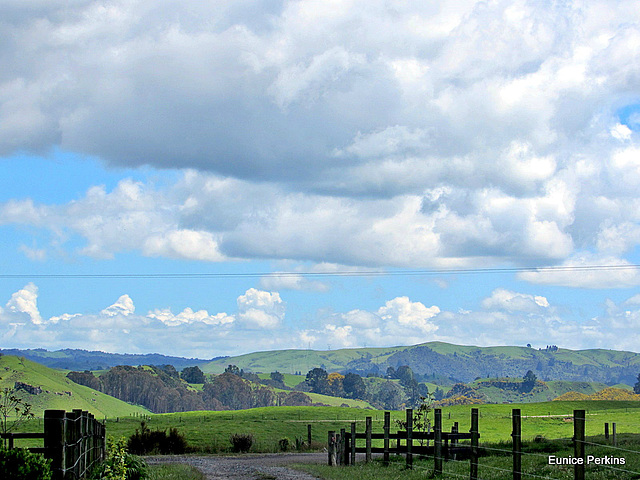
left=328, top=407, right=640, bottom=479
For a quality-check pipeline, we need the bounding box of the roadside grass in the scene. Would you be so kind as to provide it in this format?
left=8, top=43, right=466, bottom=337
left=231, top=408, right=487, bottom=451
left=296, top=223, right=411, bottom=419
left=148, top=464, right=205, bottom=480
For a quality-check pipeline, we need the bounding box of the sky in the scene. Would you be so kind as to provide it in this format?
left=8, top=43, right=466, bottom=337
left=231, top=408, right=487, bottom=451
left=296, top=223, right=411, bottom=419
left=2, top=1, right=640, bottom=359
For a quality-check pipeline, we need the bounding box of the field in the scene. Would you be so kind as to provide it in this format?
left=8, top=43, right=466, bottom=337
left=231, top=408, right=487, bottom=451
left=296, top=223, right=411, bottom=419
left=9, top=400, right=640, bottom=455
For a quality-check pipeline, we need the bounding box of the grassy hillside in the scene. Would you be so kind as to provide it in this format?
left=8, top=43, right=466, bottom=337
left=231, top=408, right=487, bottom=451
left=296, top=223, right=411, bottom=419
left=202, top=341, right=640, bottom=386
left=0, top=354, right=149, bottom=418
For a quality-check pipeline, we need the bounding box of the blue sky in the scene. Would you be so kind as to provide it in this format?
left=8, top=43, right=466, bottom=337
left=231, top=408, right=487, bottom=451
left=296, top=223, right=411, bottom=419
left=2, top=1, right=640, bottom=359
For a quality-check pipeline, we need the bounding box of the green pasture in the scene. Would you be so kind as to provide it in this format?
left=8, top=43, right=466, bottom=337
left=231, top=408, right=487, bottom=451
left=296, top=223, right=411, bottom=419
left=88, top=401, right=640, bottom=452
left=7, top=401, right=640, bottom=454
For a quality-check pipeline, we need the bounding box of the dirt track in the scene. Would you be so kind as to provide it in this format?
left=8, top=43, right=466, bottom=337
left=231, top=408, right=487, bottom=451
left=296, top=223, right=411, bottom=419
left=144, top=453, right=325, bottom=480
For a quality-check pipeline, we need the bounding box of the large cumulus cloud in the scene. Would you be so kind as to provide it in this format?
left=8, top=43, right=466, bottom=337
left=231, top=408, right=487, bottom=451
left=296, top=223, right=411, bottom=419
left=2, top=1, right=640, bottom=285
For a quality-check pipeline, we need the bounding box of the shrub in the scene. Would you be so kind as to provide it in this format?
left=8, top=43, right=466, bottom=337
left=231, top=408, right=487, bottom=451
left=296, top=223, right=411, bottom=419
left=0, top=447, right=52, bottom=480
left=127, top=422, right=188, bottom=455
left=89, top=437, right=148, bottom=480
left=229, top=433, right=254, bottom=453
left=278, top=437, right=290, bottom=451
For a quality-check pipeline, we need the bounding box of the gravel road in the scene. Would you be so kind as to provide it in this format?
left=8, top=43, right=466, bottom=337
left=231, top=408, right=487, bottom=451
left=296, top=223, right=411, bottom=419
left=144, top=453, right=325, bottom=480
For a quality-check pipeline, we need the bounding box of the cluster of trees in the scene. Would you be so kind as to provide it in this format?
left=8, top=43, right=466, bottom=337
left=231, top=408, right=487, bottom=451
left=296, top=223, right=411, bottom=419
left=301, top=368, right=367, bottom=400
left=67, top=365, right=313, bottom=413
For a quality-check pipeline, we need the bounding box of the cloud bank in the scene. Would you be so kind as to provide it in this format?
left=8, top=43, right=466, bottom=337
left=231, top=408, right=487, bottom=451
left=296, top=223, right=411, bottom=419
left=1, top=1, right=640, bottom=288
left=3, top=283, right=639, bottom=357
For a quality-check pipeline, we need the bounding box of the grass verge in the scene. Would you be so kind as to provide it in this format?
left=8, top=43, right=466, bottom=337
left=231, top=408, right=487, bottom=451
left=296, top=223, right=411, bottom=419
left=148, top=463, right=206, bottom=480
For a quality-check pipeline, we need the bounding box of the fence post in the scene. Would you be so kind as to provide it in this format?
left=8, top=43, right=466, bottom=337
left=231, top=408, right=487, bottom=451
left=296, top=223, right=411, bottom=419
left=44, top=410, right=66, bottom=480
left=340, top=428, right=346, bottom=465
left=451, top=422, right=459, bottom=461
left=351, top=422, right=356, bottom=465
left=365, top=416, right=372, bottom=463
left=434, top=408, right=442, bottom=475
left=344, top=427, right=350, bottom=466
left=328, top=431, right=336, bottom=466
left=470, top=408, right=479, bottom=480
left=512, top=409, right=521, bottom=480
left=604, top=422, right=609, bottom=439
left=573, top=410, right=585, bottom=480
left=308, top=424, right=312, bottom=447
left=612, top=423, right=617, bottom=447
left=406, top=408, right=413, bottom=470
left=383, top=411, right=390, bottom=466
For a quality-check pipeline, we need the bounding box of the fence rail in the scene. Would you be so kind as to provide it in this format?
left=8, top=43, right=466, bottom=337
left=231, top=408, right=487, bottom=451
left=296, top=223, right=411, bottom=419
left=2, top=409, right=106, bottom=480
left=328, top=408, right=640, bottom=479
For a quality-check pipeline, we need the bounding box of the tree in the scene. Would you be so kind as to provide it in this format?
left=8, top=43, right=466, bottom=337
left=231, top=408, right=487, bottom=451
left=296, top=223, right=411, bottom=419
left=634, top=373, right=640, bottom=395
left=327, top=373, right=345, bottom=397
left=225, top=365, right=241, bottom=376
left=180, top=366, right=205, bottom=384
left=376, top=381, right=404, bottom=410
left=1, top=387, right=35, bottom=448
left=203, top=372, right=252, bottom=409
left=396, top=365, right=415, bottom=387
left=305, top=368, right=329, bottom=394
left=395, top=394, right=434, bottom=446
left=343, top=373, right=366, bottom=400
left=270, top=371, right=285, bottom=384
left=522, top=370, right=537, bottom=392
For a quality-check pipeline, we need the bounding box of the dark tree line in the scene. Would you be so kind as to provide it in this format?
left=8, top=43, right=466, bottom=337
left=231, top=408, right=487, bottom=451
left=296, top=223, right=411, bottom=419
left=67, top=365, right=313, bottom=413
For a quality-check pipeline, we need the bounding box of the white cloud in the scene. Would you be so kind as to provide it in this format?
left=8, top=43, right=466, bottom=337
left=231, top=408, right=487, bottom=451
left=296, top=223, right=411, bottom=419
left=259, top=274, right=329, bottom=292
left=4, top=283, right=43, bottom=325
left=518, top=253, right=640, bottom=288
left=2, top=1, right=640, bottom=286
left=236, top=288, right=285, bottom=329
left=482, top=288, right=550, bottom=313
left=377, top=296, right=439, bottom=333
left=100, top=295, right=135, bottom=317
left=147, top=308, right=234, bottom=327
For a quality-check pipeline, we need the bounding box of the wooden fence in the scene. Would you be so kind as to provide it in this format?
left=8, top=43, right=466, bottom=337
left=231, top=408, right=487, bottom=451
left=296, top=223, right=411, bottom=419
left=328, top=408, right=479, bottom=472
left=2, top=409, right=106, bottom=480
left=328, top=408, right=638, bottom=480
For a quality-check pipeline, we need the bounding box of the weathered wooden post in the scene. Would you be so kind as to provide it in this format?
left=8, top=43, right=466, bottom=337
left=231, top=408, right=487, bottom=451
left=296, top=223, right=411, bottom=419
left=470, top=408, right=479, bottom=480
left=344, top=427, right=350, bottom=465
left=451, top=422, right=459, bottom=460
left=44, top=410, right=66, bottom=480
left=383, top=411, right=390, bottom=466
left=604, top=422, right=609, bottom=439
left=307, top=424, right=312, bottom=447
left=340, top=428, right=346, bottom=465
left=434, top=408, right=443, bottom=476
left=512, top=409, right=522, bottom=480
left=351, top=422, right=356, bottom=465
left=328, top=431, right=336, bottom=466
left=612, top=422, right=617, bottom=447
left=574, top=410, right=585, bottom=480
left=365, top=416, right=372, bottom=463
left=406, top=408, right=413, bottom=469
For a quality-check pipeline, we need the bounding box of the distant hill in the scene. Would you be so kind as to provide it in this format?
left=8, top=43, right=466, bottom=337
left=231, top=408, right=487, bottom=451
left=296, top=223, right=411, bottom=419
left=0, top=348, right=224, bottom=371
left=0, top=354, right=149, bottom=418
left=201, top=342, right=640, bottom=386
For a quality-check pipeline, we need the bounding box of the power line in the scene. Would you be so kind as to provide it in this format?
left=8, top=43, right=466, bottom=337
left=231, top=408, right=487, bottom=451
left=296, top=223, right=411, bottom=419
left=0, top=264, right=638, bottom=279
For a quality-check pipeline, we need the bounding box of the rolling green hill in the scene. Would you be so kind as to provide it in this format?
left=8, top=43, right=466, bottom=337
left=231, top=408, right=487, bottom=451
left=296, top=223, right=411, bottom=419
left=0, top=355, right=149, bottom=418
left=201, top=341, right=640, bottom=386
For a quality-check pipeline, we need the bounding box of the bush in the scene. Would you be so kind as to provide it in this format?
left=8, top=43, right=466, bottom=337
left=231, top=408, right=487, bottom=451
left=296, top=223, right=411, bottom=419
left=229, top=433, right=254, bottom=453
left=0, top=447, right=52, bottom=480
left=89, top=437, right=148, bottom=480
left=127, top=422, right=188, bottom=455
left=278, top=437, right=290, bottom=451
